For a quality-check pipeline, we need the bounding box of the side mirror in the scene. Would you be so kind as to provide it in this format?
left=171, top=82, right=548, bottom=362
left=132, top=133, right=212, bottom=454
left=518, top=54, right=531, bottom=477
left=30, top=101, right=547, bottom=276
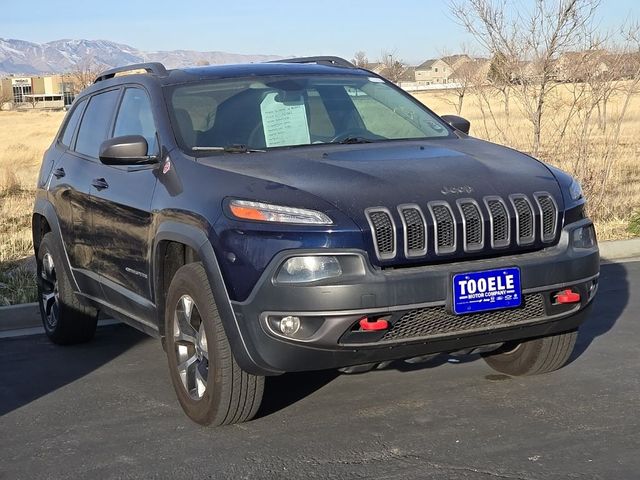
left=99, top=135, right=158, bottom=165
left=441, top=115, right=471, bottom=135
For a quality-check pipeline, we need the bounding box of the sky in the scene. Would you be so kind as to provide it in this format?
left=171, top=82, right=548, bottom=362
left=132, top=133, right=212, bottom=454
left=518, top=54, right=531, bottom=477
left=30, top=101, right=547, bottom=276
left=2, top=0, right=638, bottom=64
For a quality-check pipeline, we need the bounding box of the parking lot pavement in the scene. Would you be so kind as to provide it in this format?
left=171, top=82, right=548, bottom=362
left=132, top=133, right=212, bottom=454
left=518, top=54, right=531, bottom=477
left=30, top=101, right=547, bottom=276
left=0, top=260, right=638, bottom=479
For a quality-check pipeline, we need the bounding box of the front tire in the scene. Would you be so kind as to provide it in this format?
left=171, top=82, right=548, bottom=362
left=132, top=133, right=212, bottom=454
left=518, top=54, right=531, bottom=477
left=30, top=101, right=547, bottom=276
left=165, top=262, right=264, bottom=426
left=37, top=233, right=98, bottom=345
left=482, top=330, right=578, bottom=376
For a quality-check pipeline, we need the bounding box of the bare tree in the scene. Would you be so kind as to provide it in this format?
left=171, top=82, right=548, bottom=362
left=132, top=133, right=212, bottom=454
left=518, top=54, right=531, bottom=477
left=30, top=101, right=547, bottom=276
left=25, top=95, right=39, bottom=109
left=69, top=56, right=103, bottom=93
left=487, top=51, right=513, bottom=116
left=0, top=87, right=12, bottom=110
left=379, top=49, right=406, bottom=84
left=450, top=0, right=601, bottom=156
left=352, top=51, right=369, bottom=68
left=452, top=58, right=488, bottom=114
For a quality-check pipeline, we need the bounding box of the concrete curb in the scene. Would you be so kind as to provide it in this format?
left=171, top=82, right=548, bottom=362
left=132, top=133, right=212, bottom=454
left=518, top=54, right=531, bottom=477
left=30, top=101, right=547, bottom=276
left=0, top=303, right=41, bottom=331
left=0, top=238, right=638, bottom=336
left=599, top=238, right=640, bottom=263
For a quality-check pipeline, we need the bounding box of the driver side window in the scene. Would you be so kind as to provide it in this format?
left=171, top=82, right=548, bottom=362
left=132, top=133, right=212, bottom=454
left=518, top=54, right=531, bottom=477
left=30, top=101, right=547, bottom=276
left=113, top=88, right=158, bottom=155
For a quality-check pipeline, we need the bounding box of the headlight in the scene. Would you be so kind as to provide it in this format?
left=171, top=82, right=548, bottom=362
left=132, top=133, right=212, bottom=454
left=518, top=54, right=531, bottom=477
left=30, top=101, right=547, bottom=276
left=228, top=199, right=332, bottom=225
left=569, top=178, right=583, bottom=201
left=276, top=256, right=343, bottom=283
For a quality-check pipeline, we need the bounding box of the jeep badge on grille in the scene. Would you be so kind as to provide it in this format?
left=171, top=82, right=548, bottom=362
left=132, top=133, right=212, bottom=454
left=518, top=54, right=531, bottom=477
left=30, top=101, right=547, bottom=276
left=441, top=185, right=474, bottom=195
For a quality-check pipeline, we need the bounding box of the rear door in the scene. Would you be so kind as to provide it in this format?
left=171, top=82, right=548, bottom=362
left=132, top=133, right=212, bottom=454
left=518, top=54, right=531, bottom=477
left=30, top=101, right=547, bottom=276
left=47, top=97, right=89, bottom=271
left=89, top=86, right=159, bottom=311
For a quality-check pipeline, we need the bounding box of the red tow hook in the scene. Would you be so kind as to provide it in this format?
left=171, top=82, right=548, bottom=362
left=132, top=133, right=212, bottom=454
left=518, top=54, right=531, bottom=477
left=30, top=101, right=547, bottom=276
left=555, top=289, right=581, bottom=304
left=359, top=317, right=389, bottom=331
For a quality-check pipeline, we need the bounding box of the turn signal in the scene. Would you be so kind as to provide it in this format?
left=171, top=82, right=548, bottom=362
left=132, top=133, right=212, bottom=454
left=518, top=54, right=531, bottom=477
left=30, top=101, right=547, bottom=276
left=228, top=199, right=332, bottom=224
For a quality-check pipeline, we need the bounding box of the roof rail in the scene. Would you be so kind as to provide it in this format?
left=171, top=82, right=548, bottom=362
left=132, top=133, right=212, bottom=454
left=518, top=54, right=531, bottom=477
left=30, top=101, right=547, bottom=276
left=268, top=56, right=355, bottom=68
left=94, top=62, right=168, bottom=83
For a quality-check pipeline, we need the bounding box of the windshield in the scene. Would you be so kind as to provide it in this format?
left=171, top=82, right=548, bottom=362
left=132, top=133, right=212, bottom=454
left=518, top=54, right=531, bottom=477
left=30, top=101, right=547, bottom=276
left=166, top=74, right=451, bottom=151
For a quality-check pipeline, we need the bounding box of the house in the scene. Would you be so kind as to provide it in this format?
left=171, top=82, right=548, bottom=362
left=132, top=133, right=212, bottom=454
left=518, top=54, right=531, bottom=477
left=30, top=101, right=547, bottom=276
left=415, top=54, right=473, bottom=85
left=553, top=51, right=610, bottom=82
left=365, top=62, right=385, bottom=74
left=615, top=52, right=640, bottom=79
left=397, top=66, right=416, bottom=83
left=451, top=58, right=491, bottom=86
left=364, top=62, right=416, bottom=85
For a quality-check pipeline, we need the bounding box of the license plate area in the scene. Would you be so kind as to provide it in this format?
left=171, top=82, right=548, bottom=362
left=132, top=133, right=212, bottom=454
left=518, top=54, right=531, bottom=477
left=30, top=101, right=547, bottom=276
left=452, top=267, right=521, bottom=315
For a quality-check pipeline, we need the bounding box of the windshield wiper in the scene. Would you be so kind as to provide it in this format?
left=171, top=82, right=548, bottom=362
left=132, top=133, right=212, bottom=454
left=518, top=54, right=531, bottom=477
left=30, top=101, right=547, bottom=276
left=192, top=144, right=266, bottom=153
left=334, top=136, right=375, bottom=145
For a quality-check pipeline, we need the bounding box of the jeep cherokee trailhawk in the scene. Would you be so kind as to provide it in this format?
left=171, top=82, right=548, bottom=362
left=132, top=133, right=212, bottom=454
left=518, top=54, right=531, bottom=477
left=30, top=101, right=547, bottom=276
left=33, top=57, right=599, bottom=425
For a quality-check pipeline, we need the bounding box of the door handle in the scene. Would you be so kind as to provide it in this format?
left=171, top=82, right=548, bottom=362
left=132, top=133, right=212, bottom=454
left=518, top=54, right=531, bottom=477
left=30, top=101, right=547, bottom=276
left=53, top=167, right=65, bottom=179
left=91, top=178, right=109, bottom=190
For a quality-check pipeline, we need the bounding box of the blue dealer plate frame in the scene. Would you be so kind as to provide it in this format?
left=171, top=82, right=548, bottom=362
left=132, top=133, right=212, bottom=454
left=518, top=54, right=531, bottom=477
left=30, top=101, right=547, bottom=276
left=452, top=267, right=522, bottom=315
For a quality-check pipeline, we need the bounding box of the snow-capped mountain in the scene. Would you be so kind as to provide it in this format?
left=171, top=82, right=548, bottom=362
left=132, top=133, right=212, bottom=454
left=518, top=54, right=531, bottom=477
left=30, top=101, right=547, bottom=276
left=0, top=38, right=282, bottom=75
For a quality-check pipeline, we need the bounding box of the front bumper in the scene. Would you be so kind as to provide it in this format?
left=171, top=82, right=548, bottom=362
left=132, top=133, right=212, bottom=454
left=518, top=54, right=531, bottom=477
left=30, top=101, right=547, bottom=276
left=229, top=220, right=599, bottom=375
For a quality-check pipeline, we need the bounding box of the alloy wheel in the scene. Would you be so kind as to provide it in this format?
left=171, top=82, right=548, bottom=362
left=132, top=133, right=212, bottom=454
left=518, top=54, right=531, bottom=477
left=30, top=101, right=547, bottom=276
left=40, top=252, right=59, bottom=329
left=173, top=294, right=209, bottom=400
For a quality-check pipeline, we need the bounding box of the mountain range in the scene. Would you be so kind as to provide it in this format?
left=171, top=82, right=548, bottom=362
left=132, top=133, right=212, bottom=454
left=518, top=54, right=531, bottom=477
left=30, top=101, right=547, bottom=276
left=0, top=38, right=282, bottom=75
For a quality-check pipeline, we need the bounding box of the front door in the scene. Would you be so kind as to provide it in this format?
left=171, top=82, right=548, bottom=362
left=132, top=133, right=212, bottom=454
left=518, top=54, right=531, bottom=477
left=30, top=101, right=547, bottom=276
left=89, top=87, right=158, bottom=309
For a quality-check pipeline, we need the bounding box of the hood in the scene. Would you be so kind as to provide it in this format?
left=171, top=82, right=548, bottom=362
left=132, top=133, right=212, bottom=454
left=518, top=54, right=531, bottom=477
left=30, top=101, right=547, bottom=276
left=198, top=137, right=563, bottom=225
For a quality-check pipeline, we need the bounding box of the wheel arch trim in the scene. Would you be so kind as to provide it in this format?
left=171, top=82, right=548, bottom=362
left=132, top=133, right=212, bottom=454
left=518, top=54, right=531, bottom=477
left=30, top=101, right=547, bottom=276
left=32, top=198, right=80, bottom=292
left=152, top=221, right=281, bottom=375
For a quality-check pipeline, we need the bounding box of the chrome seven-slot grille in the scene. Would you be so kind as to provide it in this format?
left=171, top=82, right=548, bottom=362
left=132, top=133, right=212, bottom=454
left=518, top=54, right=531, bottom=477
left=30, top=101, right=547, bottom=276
left=365, top=193, right=558, bottom=260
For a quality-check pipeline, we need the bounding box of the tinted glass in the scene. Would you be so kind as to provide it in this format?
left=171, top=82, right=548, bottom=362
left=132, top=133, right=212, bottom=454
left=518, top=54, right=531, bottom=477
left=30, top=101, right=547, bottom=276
left=113, top=88, right=158, bottom=155
left=168, top=75, right=450, bottom=151
left=75, top=89, right=119, bottom=158
left=59, top=99, right=86, bottom=147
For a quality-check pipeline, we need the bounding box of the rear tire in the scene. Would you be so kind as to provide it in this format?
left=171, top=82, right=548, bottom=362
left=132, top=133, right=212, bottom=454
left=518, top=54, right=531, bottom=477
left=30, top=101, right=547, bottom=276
left=37, top=233, right=98, bottom=345
left=482, top=330, right=578, bottom=376
left=165, top=262, right=264, bottom=426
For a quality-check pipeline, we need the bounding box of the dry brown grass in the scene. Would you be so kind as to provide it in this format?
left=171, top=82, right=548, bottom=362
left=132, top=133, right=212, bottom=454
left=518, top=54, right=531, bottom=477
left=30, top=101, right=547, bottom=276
left=0, top=110, right=65, bottom=304
left=413, top=84, right=640, bottom=241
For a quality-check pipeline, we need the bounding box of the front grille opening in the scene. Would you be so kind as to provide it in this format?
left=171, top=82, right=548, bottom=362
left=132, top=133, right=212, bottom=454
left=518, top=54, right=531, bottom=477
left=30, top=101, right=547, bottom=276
left=537, top=195, right=557, bottom=241
left=487, top=199, right=509, bottom=247
left=459, top=201, right=483, bottom=250
left=368, top=210, right=395, bottom=258
left=512, top=197, right=534, bottom=244
left=431, top=204, right=455, bottom=253
left=401, top=207, right=426, bottom=256
left=380, top=294, right=545, bottom=342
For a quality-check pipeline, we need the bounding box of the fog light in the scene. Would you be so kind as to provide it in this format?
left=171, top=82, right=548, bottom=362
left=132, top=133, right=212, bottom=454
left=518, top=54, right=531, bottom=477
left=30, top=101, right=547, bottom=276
left=279, top=316, right=301, bottom=336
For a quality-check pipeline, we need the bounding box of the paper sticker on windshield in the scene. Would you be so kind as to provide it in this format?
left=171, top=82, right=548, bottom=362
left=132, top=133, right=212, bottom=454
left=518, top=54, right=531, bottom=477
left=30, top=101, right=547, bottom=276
left=368, top=77, right=385, bottom=83
left=260, top=92, right=311, bottom=148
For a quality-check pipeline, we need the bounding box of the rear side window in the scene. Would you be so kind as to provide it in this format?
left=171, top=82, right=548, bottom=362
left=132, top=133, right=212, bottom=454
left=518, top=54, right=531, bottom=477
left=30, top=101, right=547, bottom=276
left=59, top=99, right=86, bottom=147
left=75, top=89, right=120, bottom=158
left=113, top=88, right=158, bottom=155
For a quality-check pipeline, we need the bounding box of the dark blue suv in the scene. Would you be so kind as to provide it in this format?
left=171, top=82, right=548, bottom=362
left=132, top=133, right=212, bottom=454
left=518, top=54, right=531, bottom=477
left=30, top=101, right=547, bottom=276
left=33, top=57, right=599, bottom=425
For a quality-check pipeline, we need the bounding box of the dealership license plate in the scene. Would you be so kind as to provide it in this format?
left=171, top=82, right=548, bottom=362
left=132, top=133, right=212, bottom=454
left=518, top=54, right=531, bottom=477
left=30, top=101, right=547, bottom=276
left=452, top=267, right=522, bottom=315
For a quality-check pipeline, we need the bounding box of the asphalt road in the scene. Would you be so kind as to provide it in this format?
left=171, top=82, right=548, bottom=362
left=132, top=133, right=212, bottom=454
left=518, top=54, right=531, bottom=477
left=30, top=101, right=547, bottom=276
left=0, top=261, right=638, bottom=480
